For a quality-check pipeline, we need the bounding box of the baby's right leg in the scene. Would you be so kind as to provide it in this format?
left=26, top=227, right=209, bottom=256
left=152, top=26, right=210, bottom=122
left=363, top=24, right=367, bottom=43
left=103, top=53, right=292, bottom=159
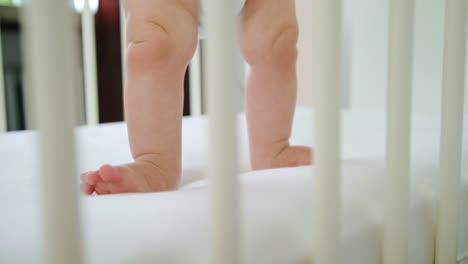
left=81, top=0, right=199, bottom=194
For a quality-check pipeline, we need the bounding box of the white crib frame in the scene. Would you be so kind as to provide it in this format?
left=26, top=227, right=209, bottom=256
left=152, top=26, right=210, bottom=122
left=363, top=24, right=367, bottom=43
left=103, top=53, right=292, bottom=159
left=310, top=1, right=342, bottom=263
left=81, top=0, right=99, bottom=125
left=23, top=1, right=82, bottom=263
left=384, top=1, right=415, bottom=263
left=0, top=21, right=6, bottom=132
left=22, top=0, right=466, bottom=263
left=119, top=0, right=126, bottom=93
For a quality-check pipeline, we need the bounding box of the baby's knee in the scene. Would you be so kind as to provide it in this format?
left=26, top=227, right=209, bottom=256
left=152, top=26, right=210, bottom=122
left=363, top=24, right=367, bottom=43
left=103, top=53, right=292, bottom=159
left=126, top=23, right=173, bottom=73
left=126, top=7, right=198, bottom=73
left=241, top=22, right=299, bottom=66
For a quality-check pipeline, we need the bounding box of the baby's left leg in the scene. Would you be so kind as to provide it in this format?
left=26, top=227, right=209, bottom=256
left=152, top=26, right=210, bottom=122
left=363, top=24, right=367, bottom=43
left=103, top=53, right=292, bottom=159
left=80, top=0, right=199, bottom=195
left=241, top=0, right=312, bottom=170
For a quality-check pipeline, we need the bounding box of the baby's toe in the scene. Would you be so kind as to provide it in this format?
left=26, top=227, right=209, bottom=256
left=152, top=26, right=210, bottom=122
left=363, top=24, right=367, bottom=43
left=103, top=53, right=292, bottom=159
left=95, top=181, right=134, bottom=194
left=94, top=182, right=112, bottom=195
left=81, top=171, right=102, bottom=185
left=80, top=183, right=95, bottom=195
left=99, top=165, right=123, bottom=183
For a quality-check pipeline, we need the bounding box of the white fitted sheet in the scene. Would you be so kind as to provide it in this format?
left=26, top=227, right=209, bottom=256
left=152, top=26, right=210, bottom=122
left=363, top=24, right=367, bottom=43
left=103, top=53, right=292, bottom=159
left=0, top=108, right=467, bottom=264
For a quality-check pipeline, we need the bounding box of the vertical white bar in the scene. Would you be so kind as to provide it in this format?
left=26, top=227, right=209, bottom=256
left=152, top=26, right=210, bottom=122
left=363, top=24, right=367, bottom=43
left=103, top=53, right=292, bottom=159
left=204, top=1, right=241, bottom=264
left=119, top=0, right=127, bottom=86
left=341, top=0, right=352, bottom=109
left=82, top=0, right=99, bottom=125
left=23, top=1, right=82, bottom=263
left=0, top=22, right=6, bottom=132
left=310, top=1, right=341, bottom=264
left=189, top=43, right=202, bottom=116
left=436, top=0, right=467, bottom=263
left=383, top=1, right=415, bottom=264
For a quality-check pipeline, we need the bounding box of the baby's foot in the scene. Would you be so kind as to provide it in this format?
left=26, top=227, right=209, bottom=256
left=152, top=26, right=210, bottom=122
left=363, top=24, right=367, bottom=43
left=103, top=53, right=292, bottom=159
left=252, top=144, right=312, bottom=170
left=80, top=156, right=179, bottom=195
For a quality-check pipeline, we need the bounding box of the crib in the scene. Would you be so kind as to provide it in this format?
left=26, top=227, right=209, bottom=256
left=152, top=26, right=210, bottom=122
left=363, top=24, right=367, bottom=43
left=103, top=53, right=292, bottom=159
left=1, top=0, right=467, bottom=263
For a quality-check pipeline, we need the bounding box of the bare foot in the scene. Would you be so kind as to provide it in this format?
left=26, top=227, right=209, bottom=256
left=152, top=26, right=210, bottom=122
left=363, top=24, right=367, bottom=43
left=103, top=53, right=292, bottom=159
left=80, top=156, right=179, bottom=195
left=251, top=143, right=313, bottom=170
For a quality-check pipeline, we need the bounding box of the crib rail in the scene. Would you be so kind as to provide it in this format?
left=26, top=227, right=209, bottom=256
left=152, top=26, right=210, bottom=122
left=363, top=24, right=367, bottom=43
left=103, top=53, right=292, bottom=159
left=0, top=22, right=5, bottom=132
left=383, top=1, right=415, bottom=263
left=82, top=0, right=99, bottom=125
left=23, top=1, right=82, bottom=263
left=204, top=1, right=242, bottom=264
left=436, top=0, right=467, bottom=263
left=119, top=0, right=126, bottom=87
left=189, top=43, right=203, bottom=116
left=310, top=0, right=342, bottom=263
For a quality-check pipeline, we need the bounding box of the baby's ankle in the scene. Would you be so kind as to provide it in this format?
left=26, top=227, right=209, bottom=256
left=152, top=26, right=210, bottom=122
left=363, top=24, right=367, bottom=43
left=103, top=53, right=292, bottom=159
left=250, top=141, right=312, bottom=170
left=133, top=153, right=181, bottom=189
left=250, top=140, right=289, bottom=170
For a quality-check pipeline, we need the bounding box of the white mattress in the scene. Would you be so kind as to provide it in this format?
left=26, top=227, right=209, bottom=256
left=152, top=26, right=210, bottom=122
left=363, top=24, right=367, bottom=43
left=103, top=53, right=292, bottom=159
left=1, top=108, right=467, bottom=264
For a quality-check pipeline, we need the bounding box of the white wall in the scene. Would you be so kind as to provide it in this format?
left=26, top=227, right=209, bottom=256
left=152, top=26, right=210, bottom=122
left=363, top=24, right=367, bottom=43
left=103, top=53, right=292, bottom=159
left=411, top=0, right=445, bottom=112
left=350, top=0, right=388, bottom=111
left=297, top=0, right=468, bottom=113
left=296, top=0, right=315, bottom=107
left=296, top=0, right=352, bottom=108
left=351, top=0, right=468, bottom=112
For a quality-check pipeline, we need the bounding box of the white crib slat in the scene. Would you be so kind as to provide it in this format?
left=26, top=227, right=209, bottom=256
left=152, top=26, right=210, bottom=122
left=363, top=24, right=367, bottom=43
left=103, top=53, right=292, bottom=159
left=383, top=1, right=415, bottom=264
left=119, top=0, right=127, bottom=86
left=0, top=22, right=6, bottom=132
left=310, top=1, right=342, bottom=264
left=436, top=0, right=467, bottom=263
left=204, top=1, right=241, bottom=264
left=82, top=0, right=99, bottom=125
left=189, top=43, right=203, bottom=116
left=23, top=1, right=82, bottom=263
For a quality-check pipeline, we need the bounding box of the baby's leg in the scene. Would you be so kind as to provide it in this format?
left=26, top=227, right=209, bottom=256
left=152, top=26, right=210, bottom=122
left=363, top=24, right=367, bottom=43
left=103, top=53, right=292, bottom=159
left=81, top=0, right=199, bottom=194
left=241, top=0, right=311, bottom=170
